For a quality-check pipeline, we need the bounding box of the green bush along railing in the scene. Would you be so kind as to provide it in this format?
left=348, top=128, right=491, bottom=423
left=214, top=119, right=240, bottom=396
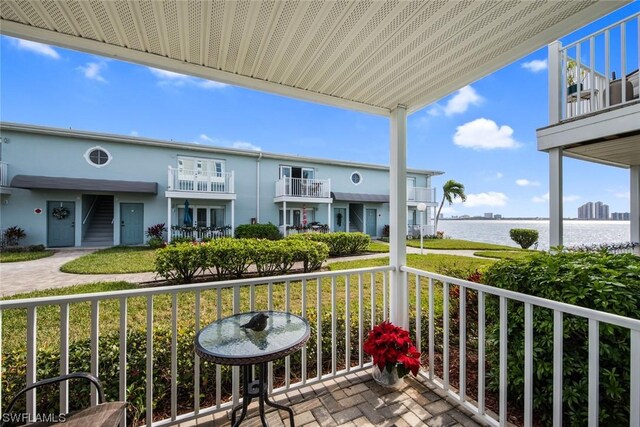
left=483, top=251, right=640, bottom=425
left=1, top=307, right=374, bottom=426
left=286, top=232, right=370, bottom=257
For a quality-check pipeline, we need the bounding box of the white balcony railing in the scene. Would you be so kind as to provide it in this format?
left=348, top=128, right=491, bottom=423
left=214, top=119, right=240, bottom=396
left=553, top=12, right=640, bottom=122
left=403, top=267, right=640, bottom=427
left=167, top=167, right=234, bottom=194
left=408, top=186, right=436, bottom=203
left=407, top=224, right=435, bottom=238
left=275, top=177, right=331, bottom=199
left=0, top=266, right=392, bottom=427
left=2, top=266, right=639, bottom=426
left=0, top=161, right=7, bottom=186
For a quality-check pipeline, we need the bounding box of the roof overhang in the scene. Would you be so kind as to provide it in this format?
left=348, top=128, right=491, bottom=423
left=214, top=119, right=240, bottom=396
left=331, top=192, right=389, bottom=203
left=11, top=175, right=158, bottom=194
left=0, top=1, right=628, bottom=116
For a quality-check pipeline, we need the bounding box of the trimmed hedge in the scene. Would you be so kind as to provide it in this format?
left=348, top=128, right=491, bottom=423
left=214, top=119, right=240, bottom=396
left=155, top=238, right=329, bottom=283
left=509, top=228, right=538, bottom=249
left=234, top=223, right=281, bottom=240
left=484, top=252, right=640, bottom=425
left=287, top=232, right=370, bottom=256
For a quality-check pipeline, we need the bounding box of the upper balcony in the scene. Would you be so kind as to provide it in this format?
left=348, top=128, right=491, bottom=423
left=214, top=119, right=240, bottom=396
left=166, top=167, right=236, bottom=200
left=537, top=12, right=640, bottom=167
left=408, top=186, right=436, bottom=206
left=0, top=161, right=10, bottom=195
left=274, top=177, right=331, bottom=203
left=0, top=161, right=8, bottom=186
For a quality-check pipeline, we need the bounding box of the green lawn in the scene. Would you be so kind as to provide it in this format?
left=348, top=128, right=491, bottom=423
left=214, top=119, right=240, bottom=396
left=407, top=238, right=518, bottom=251
left=474, top=250, right=538, bottom=261
left=0, top=250, right=54, bottom=263
left=60, top=246, right=157, bottom=273
left=367, top=242, right=389, bottom=253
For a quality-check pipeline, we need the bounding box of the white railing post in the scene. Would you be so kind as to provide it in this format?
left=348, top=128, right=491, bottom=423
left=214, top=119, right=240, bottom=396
left=549, top=41, right=562, bottom=124
left=389, top=105, right=408, bottom=329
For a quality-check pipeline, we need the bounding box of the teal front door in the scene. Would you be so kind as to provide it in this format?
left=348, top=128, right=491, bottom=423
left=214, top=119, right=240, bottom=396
left=366, top=208, right=377, bottom=237
left=120, top=203, right=144, bottom=245
left=48, top=201, right=75, bottom=247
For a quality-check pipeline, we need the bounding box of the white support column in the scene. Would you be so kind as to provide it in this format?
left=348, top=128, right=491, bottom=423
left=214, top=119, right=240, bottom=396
left=327, top=203, right=332, bottom=231
left=549, top=147, right=564, bottom=248
left=389, top=105, right=408, bottom=329
left=283, top=201, right=287, bottom=237
left=231, top=200, right=235, bottom=235
left=548, top=41, right=562, bottom=124
left=631, top=166, right=640, bottom=253
left=167, top=198, right=172, bottom=243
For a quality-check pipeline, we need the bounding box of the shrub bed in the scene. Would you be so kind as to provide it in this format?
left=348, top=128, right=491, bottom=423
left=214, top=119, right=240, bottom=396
left=234, top=223, right=281, bottom=240
left=155, top=239, right=329, bottom=283
left=483, top=252, right=640, bottom=425
left=286, top=232, right=370, bottom=257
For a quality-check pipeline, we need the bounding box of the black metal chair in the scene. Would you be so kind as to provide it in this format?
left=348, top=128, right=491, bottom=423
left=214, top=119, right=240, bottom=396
left=1, top=373, right=126, bottom=427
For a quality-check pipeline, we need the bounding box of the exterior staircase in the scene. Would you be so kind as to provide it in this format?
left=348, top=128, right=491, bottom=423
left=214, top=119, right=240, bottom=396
left=348, top=221, right=359, bottom=232
left=83, top=196, right=114, bottom=247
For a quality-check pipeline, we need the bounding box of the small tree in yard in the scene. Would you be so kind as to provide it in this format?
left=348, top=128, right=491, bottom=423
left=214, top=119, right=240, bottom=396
left=509, top=228, right=538, bottom=249
left=434, top=180, right=466, bottom=234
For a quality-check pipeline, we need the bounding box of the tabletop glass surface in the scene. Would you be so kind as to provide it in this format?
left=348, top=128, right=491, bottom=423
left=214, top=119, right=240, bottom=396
left=196, top=311, right=309, bottom=360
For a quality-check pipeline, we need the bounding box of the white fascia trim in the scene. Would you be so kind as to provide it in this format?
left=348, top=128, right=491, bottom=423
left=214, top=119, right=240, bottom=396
left=0, top=20, right=389, bottom=117
left=536, top=104, right=640, bottom=151
left=406, top=2, right=628, bottom=116
left=164, top=191, right=237, bottom=200
left=273, top=196, right=332, bottom=204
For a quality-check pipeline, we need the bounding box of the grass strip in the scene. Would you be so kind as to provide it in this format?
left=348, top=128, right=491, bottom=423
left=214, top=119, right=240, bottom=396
left=0, top=251, right=54, bottom=263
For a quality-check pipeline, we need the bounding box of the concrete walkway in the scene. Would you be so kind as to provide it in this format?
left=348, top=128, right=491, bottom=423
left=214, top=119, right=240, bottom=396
left=0, top=244, right=481, bottom=297
left=0, top=249, right=157, bottom=297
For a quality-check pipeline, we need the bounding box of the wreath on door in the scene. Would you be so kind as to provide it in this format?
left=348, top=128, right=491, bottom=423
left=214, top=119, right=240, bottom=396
left=52, top=206, right=70, bottom=220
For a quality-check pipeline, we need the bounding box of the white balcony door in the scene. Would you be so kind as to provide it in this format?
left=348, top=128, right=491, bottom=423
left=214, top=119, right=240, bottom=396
left=407, top=177, right=416, bottom=201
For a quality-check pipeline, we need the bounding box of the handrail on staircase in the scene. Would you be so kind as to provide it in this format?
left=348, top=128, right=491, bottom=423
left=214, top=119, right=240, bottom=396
left=82, top=197, right=99, bottom=225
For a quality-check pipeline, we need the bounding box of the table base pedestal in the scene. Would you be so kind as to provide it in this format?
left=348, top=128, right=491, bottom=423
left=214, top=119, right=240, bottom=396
left=231, top=363, right=295, bottom=427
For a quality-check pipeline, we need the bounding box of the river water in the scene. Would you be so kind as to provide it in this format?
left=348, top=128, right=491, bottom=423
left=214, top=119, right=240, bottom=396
left=437, top=220, right=631, bottom=250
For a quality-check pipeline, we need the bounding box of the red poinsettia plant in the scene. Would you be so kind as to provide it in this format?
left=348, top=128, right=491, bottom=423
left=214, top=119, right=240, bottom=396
left=363, top=321, right=421, bottom=377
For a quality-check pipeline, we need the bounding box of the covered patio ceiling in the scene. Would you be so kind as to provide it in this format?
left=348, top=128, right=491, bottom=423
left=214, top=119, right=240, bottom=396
left=0, top=0, right=628, bottom=116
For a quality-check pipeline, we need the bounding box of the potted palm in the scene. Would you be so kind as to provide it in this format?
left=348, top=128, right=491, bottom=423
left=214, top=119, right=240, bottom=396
left=363, top=321, right=421, bottom=387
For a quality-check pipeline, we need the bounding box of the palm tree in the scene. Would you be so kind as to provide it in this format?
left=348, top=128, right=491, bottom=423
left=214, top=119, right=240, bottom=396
left=434, top=180, right=467, bottom=234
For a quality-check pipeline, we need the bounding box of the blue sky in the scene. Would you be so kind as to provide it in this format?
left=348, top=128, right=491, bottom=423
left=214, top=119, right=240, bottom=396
left=1, top=3, right=638, bottom=218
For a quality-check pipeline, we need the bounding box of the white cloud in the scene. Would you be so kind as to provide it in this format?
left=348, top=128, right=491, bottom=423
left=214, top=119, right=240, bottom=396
left=532, top=192, right=580, bottom=203
left=149, top=67, right=227, bottom=90
left=426, top=85, right=483, bottom=117
left=130, top=130, right=139, bottom=136
left=516, top=179, right=540, bottom=187
left=453, top=118, right=520, bottom=150
left=456, top=191, right=508, bottom=207
left=12, top=39, right=60, bottom=59
left=77, top=62, right=107, bottom=83
left=199, top=134, right=216, bottom=143
left=522, top=59, right=547, bottom=73
left=232, top=141, right=261, bottom=151
left=196, top=134, right=261, bottom=151
left=615, top=191, right=630, bottom=199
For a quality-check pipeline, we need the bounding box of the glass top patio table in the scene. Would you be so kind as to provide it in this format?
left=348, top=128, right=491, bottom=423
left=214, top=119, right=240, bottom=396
left=195, top=311, right=310, bottom=365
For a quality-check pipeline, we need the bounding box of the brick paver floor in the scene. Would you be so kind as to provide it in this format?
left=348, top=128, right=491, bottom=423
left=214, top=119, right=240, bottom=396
left=178, top=370, right=491, bottom=427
